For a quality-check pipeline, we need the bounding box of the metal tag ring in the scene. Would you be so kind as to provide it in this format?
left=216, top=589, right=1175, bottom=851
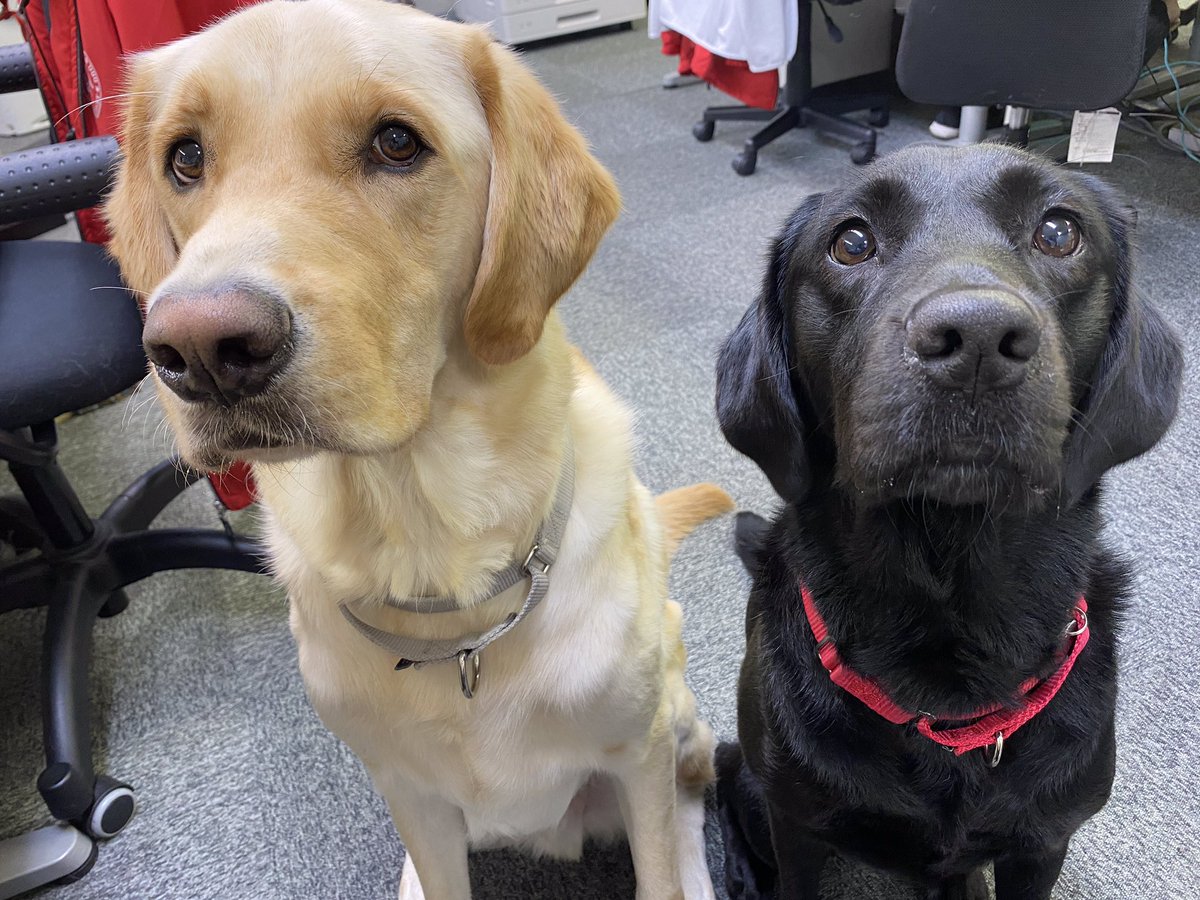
left=458, top=650, right=481, bottom=699
left=1064, top=607, right=1088, bottom=637
left=988, top=731, right=1005, bottom=768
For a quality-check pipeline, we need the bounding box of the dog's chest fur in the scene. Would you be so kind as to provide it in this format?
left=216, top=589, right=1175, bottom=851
left=249, top=355, right=672, bottom=845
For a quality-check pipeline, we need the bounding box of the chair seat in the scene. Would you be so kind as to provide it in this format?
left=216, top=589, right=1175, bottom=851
left=0, top=241, right=146, bottom=430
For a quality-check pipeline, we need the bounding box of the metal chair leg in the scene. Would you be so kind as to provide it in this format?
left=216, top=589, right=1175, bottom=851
left=0, top=825, right=95, bottom=900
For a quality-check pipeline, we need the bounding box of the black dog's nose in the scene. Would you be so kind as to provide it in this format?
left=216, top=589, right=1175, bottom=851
left=905, top=291, right=1040, bottom=392
left=143, top=288, right=292, bottom=405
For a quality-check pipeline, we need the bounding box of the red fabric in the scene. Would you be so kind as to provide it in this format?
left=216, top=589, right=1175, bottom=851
left=208, top=462, right=257, bottom=511
left=15, top=3, right=67, bottom=144
left=661, top=30, right=779, bottom=111
left=16, top=0, right=260, bottom=509
left=75, top=2, right=253, bottom=243
left=83, top=2, right=257, bottom=135
left=16, top=1, right=252, bottom=240
left=802, top=583, right=1090, bottom=757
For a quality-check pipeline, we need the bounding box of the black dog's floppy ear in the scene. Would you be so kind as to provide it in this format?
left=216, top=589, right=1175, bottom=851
left=1063, top=200, right=1183, bottom=504
left=716, top=196, right=822, bottom=502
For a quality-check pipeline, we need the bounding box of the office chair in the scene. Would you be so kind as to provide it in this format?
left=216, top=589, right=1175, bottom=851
left=0, top=44, right=267, bottom=897
left=691, top=0, right=892, bottom=173
left=896, top=0, right=1153, bottom=150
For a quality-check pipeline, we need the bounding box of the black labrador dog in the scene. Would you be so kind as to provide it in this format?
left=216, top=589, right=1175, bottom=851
left=714, top=145, right=1182, bottom=900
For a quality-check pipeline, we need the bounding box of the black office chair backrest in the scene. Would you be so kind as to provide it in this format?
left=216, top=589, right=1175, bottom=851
left=896, top=0, right=1151, bottom=111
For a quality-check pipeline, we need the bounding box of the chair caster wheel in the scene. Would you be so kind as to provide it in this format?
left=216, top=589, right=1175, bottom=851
left=84, top=776, right=135, bottom=840
left=732, top=150, right=757, bottom=176
left=99, top=588, right=130, bottom=618
left=850, top=142, right=875, bottom=165
left=868, top=108, right=889, bottom=127
left=693, top=120, right=715, bottom=142
left=0, top=495, right=45, bottom=553
left=54, top=839, right=99, bottom=885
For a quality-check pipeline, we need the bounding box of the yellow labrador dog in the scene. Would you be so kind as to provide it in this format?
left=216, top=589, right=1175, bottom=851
left=105, top=1, right=729, bottom=897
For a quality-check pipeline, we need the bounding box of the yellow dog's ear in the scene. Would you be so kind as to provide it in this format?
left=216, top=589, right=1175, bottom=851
left=104, top=52, right=177, bottom=303
left=463, top=32, right=620, bottom=365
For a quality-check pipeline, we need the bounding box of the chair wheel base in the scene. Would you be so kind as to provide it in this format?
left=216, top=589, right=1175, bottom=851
left=868, top=107, right=889, bottom=127
left=851, top=142, right=875, bottom=165
left=693, top=120, right=715, bottom=142
left=0, top=495, right=45, bottom=553
left=732, top=150, right=757, bottom=176
left=0, top=824, right=95, bottom=896
left=53, top=840, right=98, bottom=885
left=98, top=589, right=130, bottom=619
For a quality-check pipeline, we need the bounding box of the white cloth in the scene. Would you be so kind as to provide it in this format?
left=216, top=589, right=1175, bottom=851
left=648, top=0, right=799, bottom=74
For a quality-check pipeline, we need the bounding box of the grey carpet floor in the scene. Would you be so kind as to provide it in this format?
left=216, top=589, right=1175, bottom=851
left=2, top=20, right=1199, bottom=900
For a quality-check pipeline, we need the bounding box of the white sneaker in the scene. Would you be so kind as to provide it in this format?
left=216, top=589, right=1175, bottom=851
left=929, top=108, right=960, bottom=140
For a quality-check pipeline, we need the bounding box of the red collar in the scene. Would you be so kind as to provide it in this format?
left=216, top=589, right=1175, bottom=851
left=800, top=583, right=1089, bottom=765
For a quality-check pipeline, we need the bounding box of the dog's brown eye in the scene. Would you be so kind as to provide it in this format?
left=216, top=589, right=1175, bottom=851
left=830, top=223, right=876, bottom=266
left=169, top=139, right=204, bottom=186
left=371, top=124, right=422, bottom=168
left=1033, top=213, right=1081, bottom=257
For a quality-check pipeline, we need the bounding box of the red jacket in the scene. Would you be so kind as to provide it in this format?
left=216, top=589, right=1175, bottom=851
left=14, top=0, right=259, bottom=508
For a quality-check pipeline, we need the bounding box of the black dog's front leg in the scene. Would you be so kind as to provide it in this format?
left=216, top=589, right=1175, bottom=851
left=993, top=844, right=1069, bottom=900
left=926, top=869, right=989, bottom=900
left=717, top=742, right=779, bottom=899
left=767, top=806, right=828, bottom=900
left=716, top=739, right=827, bottom=900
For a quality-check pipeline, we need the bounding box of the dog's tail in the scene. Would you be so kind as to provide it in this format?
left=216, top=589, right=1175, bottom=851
left=657, top=483, right=735, bottom=558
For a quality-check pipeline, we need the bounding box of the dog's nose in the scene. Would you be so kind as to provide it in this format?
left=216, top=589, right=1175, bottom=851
left=905, top=291, right=1040, bottom=392
left=143, top=288, right=292, bottom=404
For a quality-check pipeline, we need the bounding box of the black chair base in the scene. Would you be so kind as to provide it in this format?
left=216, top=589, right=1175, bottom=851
left=1, top=423, right=267, bottom=891
left=688, top=0, right=892, bottom=175
left=694, top=85, right=890, bottom=174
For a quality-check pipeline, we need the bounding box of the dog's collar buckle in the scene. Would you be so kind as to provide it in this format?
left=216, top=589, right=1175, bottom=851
left=523, top=543, right=552, bottom=576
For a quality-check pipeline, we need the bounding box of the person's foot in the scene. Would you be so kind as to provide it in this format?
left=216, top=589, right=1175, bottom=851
left=929, top=107, right=960, bottom=139
left=929, top=106, right=1007, bottom=140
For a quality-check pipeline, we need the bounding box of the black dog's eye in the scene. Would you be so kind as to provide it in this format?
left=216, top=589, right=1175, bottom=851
left=371, top=123, right=423, bottom=168
left=1033, top=213, right=1081, bottom=258
left=169, top=139, right=204, bottom=186
left=830, top=222, right=877, bottom=266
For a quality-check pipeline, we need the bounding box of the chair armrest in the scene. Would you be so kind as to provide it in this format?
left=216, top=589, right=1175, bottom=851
left=0, top=44, right=38, bottom=94
left=0, top=136, right=118, bottom=227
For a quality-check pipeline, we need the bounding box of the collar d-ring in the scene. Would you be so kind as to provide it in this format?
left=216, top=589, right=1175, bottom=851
left=1064, top=606, right=1088, bottom=637
left=988, top=731, right=1005, bottom=768
left=458, top=650, right=481, bottom=699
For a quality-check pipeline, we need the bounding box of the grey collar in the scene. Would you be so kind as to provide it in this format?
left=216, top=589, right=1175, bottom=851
left=338, top=439, right=575, bottom=699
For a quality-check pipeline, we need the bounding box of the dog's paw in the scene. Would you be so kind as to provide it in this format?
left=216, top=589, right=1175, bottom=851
left=930, top=869, right=989, bottom=900
left=724, top=854, right=775, bottom=900
left=397, top=855, right=426, bottom=900
left=716, top=743, right=777, bottom=900
left=962, top=869, right=990, bottom=900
